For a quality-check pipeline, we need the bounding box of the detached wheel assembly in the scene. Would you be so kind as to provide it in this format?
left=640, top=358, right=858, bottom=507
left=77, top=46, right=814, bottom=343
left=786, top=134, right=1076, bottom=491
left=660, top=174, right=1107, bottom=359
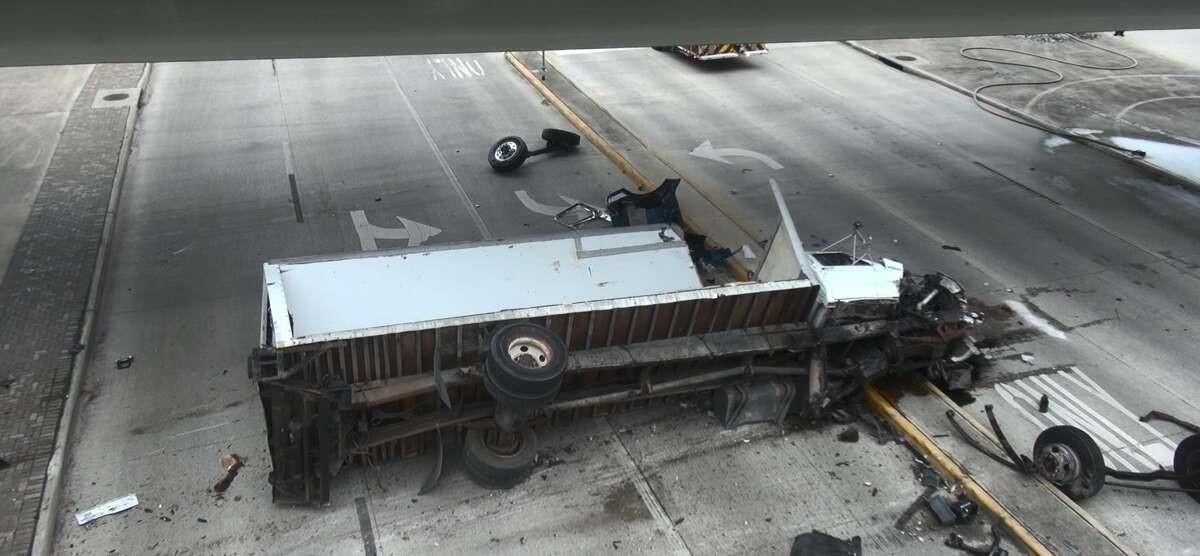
left=462, top=426, right=538, bottom=489
left=1174, top=433, right=1200, bottom=502
left=1034, top=425, right=1106, bottom=500
left=488, top=135, right=529, bottom=172
left=487, top=128, right=580, bottom=172
left=484, top=323, right=567, bottom=412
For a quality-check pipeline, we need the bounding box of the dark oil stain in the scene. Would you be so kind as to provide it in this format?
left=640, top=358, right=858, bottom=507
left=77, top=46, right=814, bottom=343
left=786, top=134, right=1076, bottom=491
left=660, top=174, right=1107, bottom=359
left=602, top=481, right=653, bottom=522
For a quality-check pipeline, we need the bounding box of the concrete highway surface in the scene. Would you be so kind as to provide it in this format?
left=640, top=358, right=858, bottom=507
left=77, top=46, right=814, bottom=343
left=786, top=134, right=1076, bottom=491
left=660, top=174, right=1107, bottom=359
left=550, top=41, right=1200, bottom=554
left=36, top=39, right=1200, bottom=556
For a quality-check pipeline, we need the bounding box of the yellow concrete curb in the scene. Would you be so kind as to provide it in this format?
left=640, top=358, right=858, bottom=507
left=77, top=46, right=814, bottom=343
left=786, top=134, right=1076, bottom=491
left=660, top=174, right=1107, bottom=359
left=920, top=379, right=1135, bottom=555
left=505, top=51, right=749, bottom=282
left=865, top=384, right=1053, bottom=556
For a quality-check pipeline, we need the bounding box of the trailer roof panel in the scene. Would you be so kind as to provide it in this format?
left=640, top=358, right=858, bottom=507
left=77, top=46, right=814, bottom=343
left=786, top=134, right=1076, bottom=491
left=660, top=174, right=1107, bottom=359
left=265, top=227, right=706, bottom=345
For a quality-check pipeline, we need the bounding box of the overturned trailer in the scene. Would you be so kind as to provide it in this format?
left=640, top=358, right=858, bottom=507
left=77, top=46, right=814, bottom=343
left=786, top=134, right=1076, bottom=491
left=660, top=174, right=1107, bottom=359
left=249, top=183, right=976, bottom=505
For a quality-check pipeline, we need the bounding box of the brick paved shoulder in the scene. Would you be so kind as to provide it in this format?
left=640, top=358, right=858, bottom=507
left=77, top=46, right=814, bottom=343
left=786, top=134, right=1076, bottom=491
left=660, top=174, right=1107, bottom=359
left=0, top=63, right=143, bottom=556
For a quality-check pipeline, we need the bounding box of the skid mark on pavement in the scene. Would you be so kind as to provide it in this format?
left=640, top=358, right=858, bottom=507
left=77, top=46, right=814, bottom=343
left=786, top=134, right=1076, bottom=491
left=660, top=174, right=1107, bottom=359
left=995, top=366, right=1176, bottom=472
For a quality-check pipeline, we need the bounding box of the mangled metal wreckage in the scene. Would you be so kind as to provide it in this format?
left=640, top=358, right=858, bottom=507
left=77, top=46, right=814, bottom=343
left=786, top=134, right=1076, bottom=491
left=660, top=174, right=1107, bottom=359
left=248, top=182, right=978, bottom=505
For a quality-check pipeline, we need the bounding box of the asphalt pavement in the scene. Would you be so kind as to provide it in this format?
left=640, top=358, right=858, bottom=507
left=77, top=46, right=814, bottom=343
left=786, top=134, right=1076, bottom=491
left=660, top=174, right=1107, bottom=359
left=548, top=42, right=1200, bottom=555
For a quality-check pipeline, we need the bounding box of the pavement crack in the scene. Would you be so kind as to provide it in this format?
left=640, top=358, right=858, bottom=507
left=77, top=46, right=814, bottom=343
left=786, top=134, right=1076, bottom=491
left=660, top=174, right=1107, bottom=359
left=605, top=417, right=693, bottom=555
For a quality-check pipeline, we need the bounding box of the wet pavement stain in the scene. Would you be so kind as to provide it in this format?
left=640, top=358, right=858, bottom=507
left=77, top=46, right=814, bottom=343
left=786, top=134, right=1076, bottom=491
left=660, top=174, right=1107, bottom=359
left=602, top=481, right=653, bottom=522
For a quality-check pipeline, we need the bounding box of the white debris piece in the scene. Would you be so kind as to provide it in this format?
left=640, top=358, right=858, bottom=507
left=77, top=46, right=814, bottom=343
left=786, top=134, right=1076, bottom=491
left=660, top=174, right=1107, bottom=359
left=741, top=244, right=757, bottom=259
left=75, top=494, right=139, bottom=525
left=1020, top=353, right=1036, bottom=365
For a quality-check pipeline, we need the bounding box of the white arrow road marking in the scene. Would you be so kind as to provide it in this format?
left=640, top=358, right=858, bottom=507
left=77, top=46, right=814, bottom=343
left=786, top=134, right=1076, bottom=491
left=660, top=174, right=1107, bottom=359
left=994, top=366, right=1176, bottom=472
left=514, top=190, right=581, bottom=216
left=351, top=210, right=442, bottom=250
left=689, top=139, right=783, bottom=170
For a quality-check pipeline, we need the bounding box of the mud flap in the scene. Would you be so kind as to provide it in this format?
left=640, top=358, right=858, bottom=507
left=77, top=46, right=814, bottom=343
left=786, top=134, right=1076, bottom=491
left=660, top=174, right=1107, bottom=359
left=258, top=378, right=352, bottom=506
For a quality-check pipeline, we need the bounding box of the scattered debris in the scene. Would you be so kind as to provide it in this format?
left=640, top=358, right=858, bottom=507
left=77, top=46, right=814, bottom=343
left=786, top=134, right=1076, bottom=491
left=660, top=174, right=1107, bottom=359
left=75, top=494, right=139, bottom=526
left=790, top=529, right=862, bottom=555
left=836, top=427, right=860, bottom=443
left=1038, top=394, right=1050, bottom=413
left=926, top=492, right=959, bottom=525
left=1019, top=353, right=1035, bottom=365
left=1140, top=410, right=1200, bottom=433
left=941, top=245, right=963, bottom=252
left=945, top=524, right=1006, bottom=555
left=213, top=454, right=245, bottom=493
left=115, top=355, right=134, bottom=369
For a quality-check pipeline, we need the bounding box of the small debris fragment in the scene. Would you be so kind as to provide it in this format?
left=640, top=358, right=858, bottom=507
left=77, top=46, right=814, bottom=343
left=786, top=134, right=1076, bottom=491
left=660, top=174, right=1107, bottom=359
left=213, top=454, right=244, bottom=493
left=790, top=529, right=862, bottom=555
left=1038, top=394, right=1050, bottom=413
left=115, top=356, right=134, bottom=369
left=673, top=517, right=685, bottom=526
left=75, top=494, right=139, bottom=526
left=0, top=452, right=9, bottom=469
left=871, top=487, right=879, bottom=497
left=1019, top=353, right=1035, bottom=365
left=197, top=518, right=208, bottom=524
left=612, top=540, right=622, bottom=550
left=0, top=376, right=13, bottom=389
left=941, top=245, right=963, bottom=252
left=836, top=427, right=860, bottom=443
left=68, top=343, right=85, bottom=355
left=520, top=537, right=526, bottom=545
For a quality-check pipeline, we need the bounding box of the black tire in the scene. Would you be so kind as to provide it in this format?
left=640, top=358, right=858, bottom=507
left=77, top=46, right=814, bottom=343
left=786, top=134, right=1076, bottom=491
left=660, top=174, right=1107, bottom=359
left=1174, top=433, right=1200, bottom=503
left=488, top=136, right=528, bottom=172
left=484, top=323, right=567, bottom=410
left=462, top=426, right=538, bottom=489
left=1033, top=425, right=1105, bottom=500
left=541, top=128, right=580, bottom=149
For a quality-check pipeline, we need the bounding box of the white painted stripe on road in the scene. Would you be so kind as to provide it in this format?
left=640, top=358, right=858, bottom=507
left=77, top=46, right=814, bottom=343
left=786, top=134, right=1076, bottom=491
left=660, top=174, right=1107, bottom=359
left=514, top=190, right=580, bottom=216
left=1033, top=373, right=1170, bottom=469
left=1003, top=300, right=1067, bottom=340
left=383, top=58, right=493, bottom=239
left=1057, top=370, right=1177, bottom=466
left=1026, top=376, right=1155, bottom=471
left=1003, top=380, right=1141, bottom=471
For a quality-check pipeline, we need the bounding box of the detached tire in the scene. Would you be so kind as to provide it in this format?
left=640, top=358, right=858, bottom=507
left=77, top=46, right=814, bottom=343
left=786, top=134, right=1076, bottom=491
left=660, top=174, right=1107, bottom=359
left=463, top=426, right=538, bottom=489
left=484, top=323, right=567, bottom=410
left=1174, top=433, right=1200, bottom=503
left=489, top=136, right=529, bottom=172
left=1034, top=425, right=1105, bottom=500
left=541, top=128, right=580, bottom=149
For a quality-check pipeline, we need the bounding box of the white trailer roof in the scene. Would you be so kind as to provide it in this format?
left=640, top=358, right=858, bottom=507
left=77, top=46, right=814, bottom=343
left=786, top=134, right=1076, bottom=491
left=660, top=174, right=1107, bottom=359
left=264, top=226, right=717, bottom=347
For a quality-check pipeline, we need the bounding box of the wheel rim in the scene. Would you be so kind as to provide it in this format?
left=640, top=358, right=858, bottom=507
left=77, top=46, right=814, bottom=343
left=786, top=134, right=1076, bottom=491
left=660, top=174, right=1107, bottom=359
left=1038, top=442, right=1082, bottom=485
left=494, top=141, right=520, bottom=162
left=483, top=429, right=523, bottom=456
left=507, top=336, right=551, bottom=369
